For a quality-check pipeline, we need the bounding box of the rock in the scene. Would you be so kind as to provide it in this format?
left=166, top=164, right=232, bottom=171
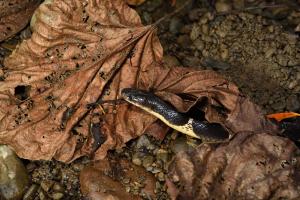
left=215, top=1, right=232, bottom=13
left=193, top=39, right=205, bottom=51
left=202, top=57, right=231, bottom=70
left=135, top=135, right=151, bottom=149
left=176, top=35, right=192, bottom=47
left=190, top=24, right=201, bottom=41
left=169, top=17, right=184, bottom=35
left=0, top=145, right=29, bottom=200
left=286, top=95, right=300, bottom=111
left=51, top=192, right=64, bottom=200
left=171, top=136, right=195, bottom=154
left=142, top=156, right=154, bottom=168
left=23, top=184, right=39, bottom=200
left=40, top=180, right=54, bottom=192
left=156, top=149, right=168, bottom=163
left=132, top=153, right=142, bottom=166
left=163, top=55, right=181, bottom=67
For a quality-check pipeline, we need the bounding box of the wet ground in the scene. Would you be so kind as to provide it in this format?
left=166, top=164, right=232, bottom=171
left=0, top=0, right=300, bottom=199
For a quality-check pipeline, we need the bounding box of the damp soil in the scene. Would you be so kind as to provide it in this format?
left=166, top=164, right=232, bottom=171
left=0, top=0, right=299, bottom=199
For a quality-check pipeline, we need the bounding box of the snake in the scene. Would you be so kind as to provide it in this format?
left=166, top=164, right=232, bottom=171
left=121, top=88, right=230, bottom=143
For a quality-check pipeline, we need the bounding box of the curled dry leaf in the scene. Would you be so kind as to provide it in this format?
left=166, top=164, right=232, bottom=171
left=0, top=0, right=277, bottom=162
left=126, top=0, right=146, bottom=6
left=168, top=131, right=300, bottom=200
left=0, top=0, right=40, bottom=42
left=80, top=157, right=156, bottom=200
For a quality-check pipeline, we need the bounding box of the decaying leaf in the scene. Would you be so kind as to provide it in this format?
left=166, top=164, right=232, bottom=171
left=0, top=0, right=164, bottom=162
left=0, top=0, right=278, bottom=162
left=168, top=131, right=300, bottom=200
left=0, top=0, right=40, bottom=42
left=126, top=0, right=146, bottom=6
left=80, top=156, right=156, bottom=200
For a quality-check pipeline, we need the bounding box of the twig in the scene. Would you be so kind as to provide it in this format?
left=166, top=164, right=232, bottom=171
left=153, top=0, right=193, bottom=27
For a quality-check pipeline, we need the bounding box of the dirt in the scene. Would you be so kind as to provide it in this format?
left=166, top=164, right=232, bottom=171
left=0, top=0, right=299, bottom=199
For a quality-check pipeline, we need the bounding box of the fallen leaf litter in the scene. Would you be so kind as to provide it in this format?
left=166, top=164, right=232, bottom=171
left=0, top=0, right=299, bottom=199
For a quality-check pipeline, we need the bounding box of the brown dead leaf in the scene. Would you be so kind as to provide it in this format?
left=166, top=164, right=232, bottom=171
left=80, top=157, right=156, bottom=200
left=126, top=0, right=146, bottom=6
left=0, top=0, right=162, bottom=162
left=0, top=0, right=277, bottom=163
left=0, top=0, right=40, bottom=42
left=168, top=131, right=300, bottom=200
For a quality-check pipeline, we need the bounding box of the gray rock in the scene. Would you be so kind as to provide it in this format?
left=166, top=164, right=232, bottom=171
left=286, top=95, right=300, bottom=111
left=169, top=17, right=184, bottom=35
left=0, top=145, right=29, bottom=200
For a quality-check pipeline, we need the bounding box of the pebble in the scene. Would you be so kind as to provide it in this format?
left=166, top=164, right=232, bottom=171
left=132, top=154, right=142, bottom=166
left=23, top=184, right=39, bottom=200
left=51, top=192, right=64, bottom=199
left=286, top=95, right=300, bottom=111
left=0, top=145, right=29, bottom=200
left=193, top=39, right=205, bottom=51
left=169, top=17, right=184, bottom=35
left=190, top=24, right=201, bottom=41
left=156, top=149, right=168, bottom=163
left=157, top=172, right=165, bottom=182
left=220, top=48, right=229, bottom=60
left=142, top=156, right=154, bottom=168
left=136, top=135, right=151, bottom=149
left=163, top=55, right=181, bottom=67
left=215, top=1, right=232, bottom=13
left=40, top=180, right=54, bottom=192
left=52, top=183, right=64, bottom=192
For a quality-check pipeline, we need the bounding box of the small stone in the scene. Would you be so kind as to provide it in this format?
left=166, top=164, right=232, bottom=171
left=286, top=95, right=300, bottom=111
left=41, top=180, right=54, bottom=192
left=177, top=35, right=192, bottom=47
left=193, top=39, right=205, bottom=51
left=136, top=135, right=151, bottom=149
left=52, top=183, right=64, bottom=192
left=201, top=24, right=209, bottom=35
left=169, top=17, right=184, bottom=35
left=188, top=9, right=202, bottom=21
left=23, top=184, right=39, bottom=200
left=215, top=1, right=232, bottom=13
left=190, top=24, right=201, bottom=41
left=220, top=48, right=229, bottom=60
left=72, top=163, right=85, bottom=172
left=271, top=101, right=286, bottom=111
left=265, top=47, right=275, bottom=58
left=157, top=172, right=165, bottom=182
left=156, top=149, right=168, bottom=163
left=0, top=145, right=29, bottom=200
left=288, top=80, right=298, bottom=89
left=163, top=55, right=181, bottom=67
left=38, top=190, right=47, bottom=200
left=171, top=136, right=194, bottom=154
left=142, top=156, right=154, bottom=168
left=132, top=154, right=142, bottom=166
left=51, top=192, right=64, bottom=199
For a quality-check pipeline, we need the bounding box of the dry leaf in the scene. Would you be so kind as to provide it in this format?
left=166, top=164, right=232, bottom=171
left=0, top=0, right=40, bottom=42
left=126, top=0, right=146, bottom=6
left=80, top=157, right=156, bottom=200
left=0, top=0, right=162, bottom=162
left=168, top=131, right=300, bottom=199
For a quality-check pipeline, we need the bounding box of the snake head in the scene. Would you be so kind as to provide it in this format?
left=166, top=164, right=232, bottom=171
left=121, top=88, right=149, bottom=105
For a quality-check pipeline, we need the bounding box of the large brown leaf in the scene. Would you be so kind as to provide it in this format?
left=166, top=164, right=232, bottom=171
left=168, top=131, right=300, bottom=199
left=0, top=0, right=162, bottom=162
left=0, top=0, right=40, bottom=42
left=0, top=0, right=277, bottom=163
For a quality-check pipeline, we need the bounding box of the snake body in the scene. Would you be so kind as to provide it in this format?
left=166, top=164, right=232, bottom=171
left=121, top=88, right=230, bottom=143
